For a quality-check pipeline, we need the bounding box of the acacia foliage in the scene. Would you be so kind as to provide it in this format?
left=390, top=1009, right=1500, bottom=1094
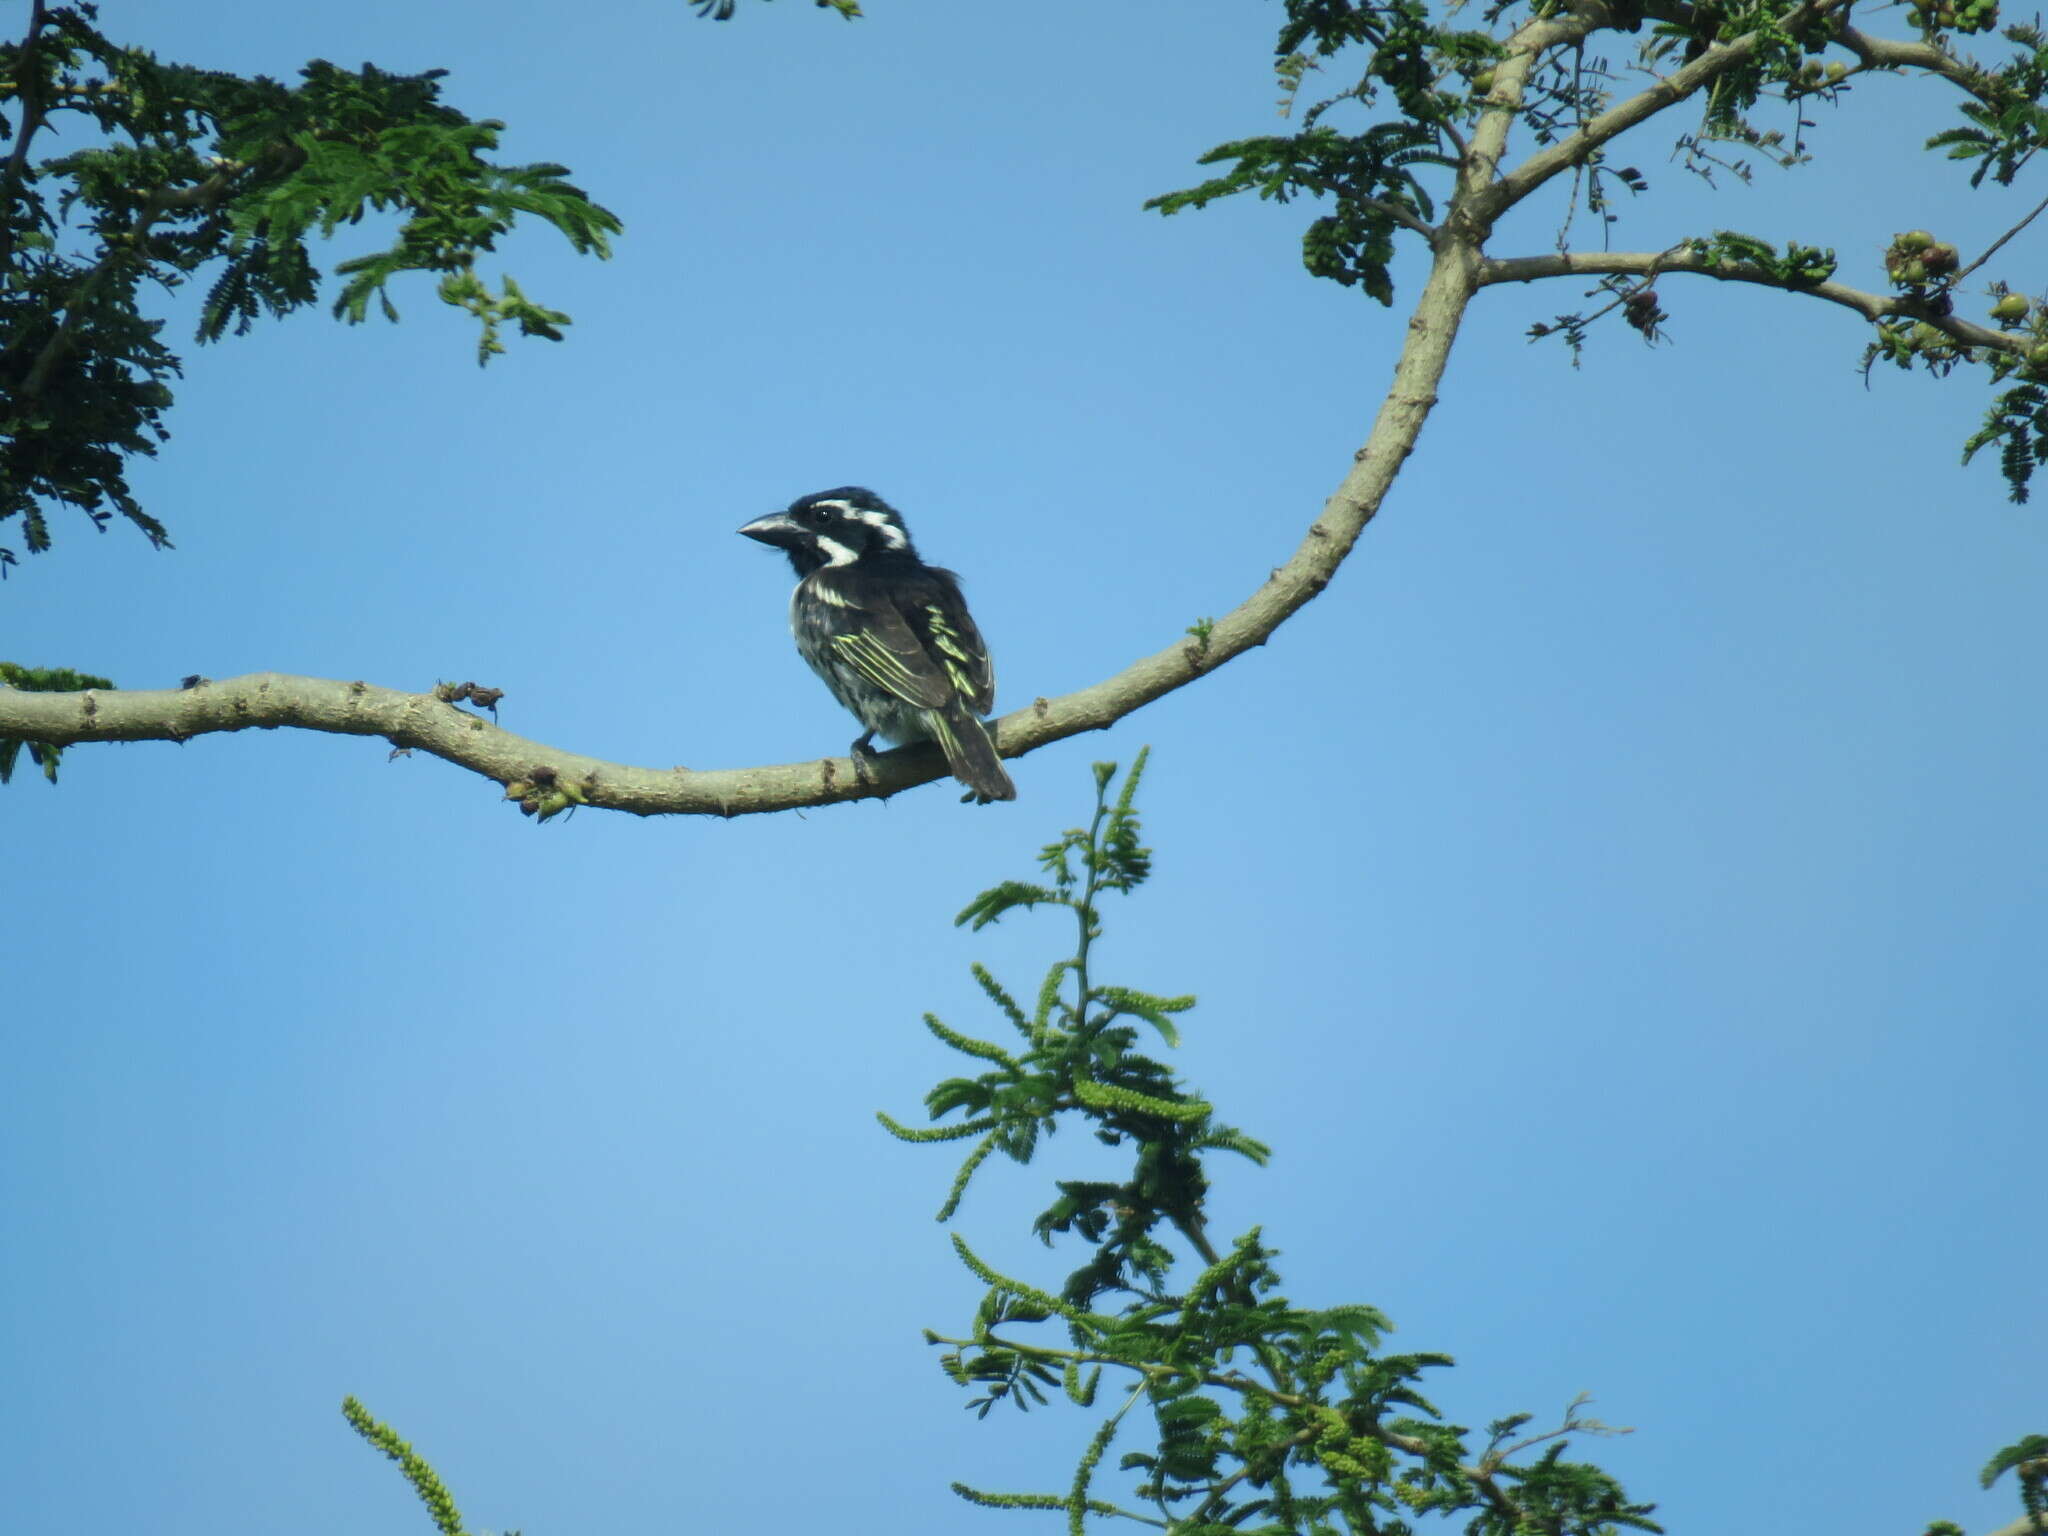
left=883, top=755, right=2046, bottom=1535
left=0, top=2, right=622, bottom=568
left=1149, top=0, right=2048, bottom=500
left=333, top=751, right=2044, bottom=1533
left=887, top=753, right=1660, bottom=1536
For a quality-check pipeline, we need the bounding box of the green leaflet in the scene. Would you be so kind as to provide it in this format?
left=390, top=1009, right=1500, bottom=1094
left=883, top=755, right=1681, bottom=1533
left=1, top=27, right=620, bottom=563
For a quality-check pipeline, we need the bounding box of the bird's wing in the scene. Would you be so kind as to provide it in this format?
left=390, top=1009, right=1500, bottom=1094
left=811, top=571, right=957, bottom=711
left=909, top=569, right=997, bottom=716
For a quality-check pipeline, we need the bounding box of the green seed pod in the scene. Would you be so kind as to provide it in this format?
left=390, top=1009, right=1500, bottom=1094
left=1992, top=293, right=2030, bottom=322
left=1896, top=230, right=1936, bottom=252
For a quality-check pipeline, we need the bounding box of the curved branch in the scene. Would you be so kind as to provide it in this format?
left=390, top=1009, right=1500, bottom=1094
left=1, top=220, right=1500, bottom=818
left=1480, top=245, right=2025, bottom=354
left=1455, top=1, right=1615, bottom=210
left=24, top=4, right=1969, bottom=821
left=1837, top=23, right=1998, bottom=104
left=1482, top=0, right=1853, bottom=222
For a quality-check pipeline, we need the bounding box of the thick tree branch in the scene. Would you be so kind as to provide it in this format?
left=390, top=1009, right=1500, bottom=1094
left=1480, top=245, right=2026, bottom=355
left=1481, top=0, right=1851, bottom=222
left=19, top=5, right=1994, bottom=821
left=1837, top=23, right=1998, bottom=104
left=1, top=202, right=1500, bottom=817
left=1454, top=0, right=1615, bottom=217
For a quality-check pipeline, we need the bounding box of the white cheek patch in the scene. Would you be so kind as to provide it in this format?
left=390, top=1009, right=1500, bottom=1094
left=814, top=535, right=858, bottom=567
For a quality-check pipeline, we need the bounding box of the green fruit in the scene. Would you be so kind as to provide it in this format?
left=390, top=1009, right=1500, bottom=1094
left=1825, top=61, right=1848, bottom=81
left=1472, top=69, right=1495, bottom=91
left=2028, top=342, right=2048, bottom=367
left=1993, top=293, right=2030, bottom=322
left=1896, top=229, right=1936, bottom=252
left=1901, top=258, right=1929, bottom=284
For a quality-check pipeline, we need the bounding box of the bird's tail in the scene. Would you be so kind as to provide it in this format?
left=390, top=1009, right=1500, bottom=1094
left=926, top=704, right=1017, bottom=803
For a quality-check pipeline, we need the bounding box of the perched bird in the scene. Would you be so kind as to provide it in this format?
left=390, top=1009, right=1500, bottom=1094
left=739, top=487, right=1016, bottom=803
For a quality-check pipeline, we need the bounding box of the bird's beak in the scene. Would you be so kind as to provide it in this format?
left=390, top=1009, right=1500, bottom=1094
left=738, top=512, right=802, bottom=548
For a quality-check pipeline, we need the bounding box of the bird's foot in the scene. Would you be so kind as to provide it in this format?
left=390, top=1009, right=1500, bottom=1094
left=850, top=733, right=882, bottom=785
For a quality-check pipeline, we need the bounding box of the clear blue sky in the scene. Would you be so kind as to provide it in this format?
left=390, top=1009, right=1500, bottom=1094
left=7, top=2, right=2042, bottom=1533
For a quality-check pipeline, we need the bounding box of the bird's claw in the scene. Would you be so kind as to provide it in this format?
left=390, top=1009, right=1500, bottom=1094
left=850, top=737, right=882, bottom=785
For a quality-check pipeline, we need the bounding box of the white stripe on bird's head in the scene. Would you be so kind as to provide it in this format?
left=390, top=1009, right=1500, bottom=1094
left=851, top=509, right=907, bottom=549
left=810, top=498, right=908, bottom=552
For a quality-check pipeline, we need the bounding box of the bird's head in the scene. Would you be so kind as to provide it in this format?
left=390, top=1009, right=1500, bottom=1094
left=738, top=487, right=914, bottom=577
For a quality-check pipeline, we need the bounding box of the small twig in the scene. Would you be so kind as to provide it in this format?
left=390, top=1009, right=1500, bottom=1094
left=1181, top=1425, right=1320, bottom=1531
left=1957, top=186, right=2048, bottom=285
left=1483, top=1393, right=1631, bottom=1468
left=15, top=236, right=138, bottom=393
left=1357, top=193, right=1440, bottom=243
left=1482, top=244, right=2025, bottom=358
left=1484, top=0, right=1854, bottom=220
left=1439, top=114, right=1469, bottom=163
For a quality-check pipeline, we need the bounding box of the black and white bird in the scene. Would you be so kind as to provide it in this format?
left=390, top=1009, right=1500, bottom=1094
left=739, top=487, right=1016, bottom=803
